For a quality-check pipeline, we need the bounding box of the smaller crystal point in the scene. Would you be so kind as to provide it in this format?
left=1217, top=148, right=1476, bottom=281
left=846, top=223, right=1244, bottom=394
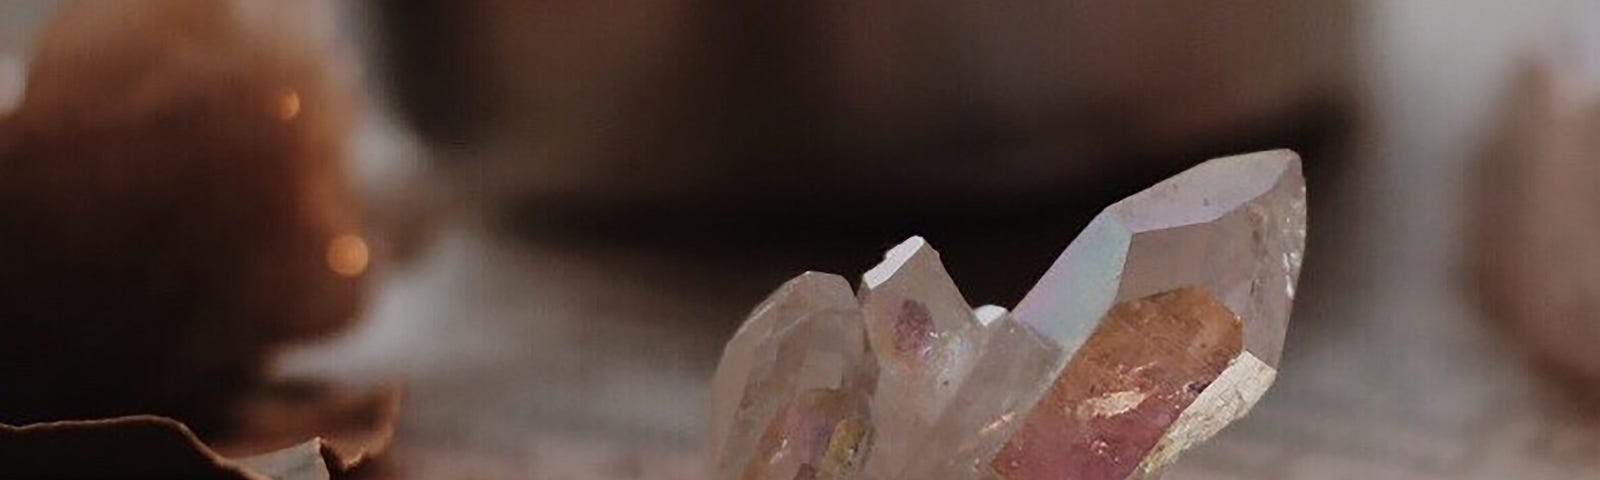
left=858, top=236, right=986, bottom=479
left=714, top=308, right=876, bottom=480
left=860, top=236, right=978, bottom=336
left=709, top=273, right=869, bottom=480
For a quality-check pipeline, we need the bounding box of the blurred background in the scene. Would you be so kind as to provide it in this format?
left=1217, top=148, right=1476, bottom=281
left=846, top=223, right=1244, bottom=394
left=3, top=0, right=1600, bottom=477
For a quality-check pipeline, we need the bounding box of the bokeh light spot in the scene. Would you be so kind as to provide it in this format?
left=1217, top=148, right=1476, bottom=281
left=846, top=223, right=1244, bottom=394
left=275, top=89, right=301, bottom=121
left=327, top=234, right=369, bottom=277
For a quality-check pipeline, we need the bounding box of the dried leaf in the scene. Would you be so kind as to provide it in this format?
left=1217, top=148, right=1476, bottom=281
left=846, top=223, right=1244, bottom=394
left=0, top=384, right=401, bottom=479
left=0, top=416, right=263, bottom=480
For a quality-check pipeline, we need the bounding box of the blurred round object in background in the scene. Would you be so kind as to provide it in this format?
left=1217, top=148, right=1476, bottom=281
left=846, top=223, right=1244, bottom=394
left=373, top=0, right=1355, bottom=215
left=0, top=0, right=366, bottom=430
left=1476, top=55, right=1600, bottom=385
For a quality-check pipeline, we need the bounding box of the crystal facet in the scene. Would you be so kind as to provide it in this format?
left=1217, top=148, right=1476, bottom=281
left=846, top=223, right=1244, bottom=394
left=857, top=236, right=986, bottom=479
left=708, top=273, right=873, bottom=480
left=708, top=150, right=1306, bottom=479
left=742, top=388, right=874, bottom=479
left=990, top=287, right=1242, bottom=479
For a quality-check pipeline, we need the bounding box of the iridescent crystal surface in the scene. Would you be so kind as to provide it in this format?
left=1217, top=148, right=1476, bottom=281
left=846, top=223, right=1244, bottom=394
left=708, top=150, right=1306, bottom=479
left=708, top=273, right=876, bottom=480
left=990, top=287, right=1242, bottom=480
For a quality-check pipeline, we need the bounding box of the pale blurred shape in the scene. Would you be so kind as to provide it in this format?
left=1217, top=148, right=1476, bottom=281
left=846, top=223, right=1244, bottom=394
left=0, top=55, right=23, bottom=115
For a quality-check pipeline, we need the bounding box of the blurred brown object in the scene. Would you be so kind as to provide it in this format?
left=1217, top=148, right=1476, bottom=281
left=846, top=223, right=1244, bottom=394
left=0, top=0, right=366, bottom=429
left=1476, top=58, right=1600, bottom=385
left=375, top=0, right=1354, bottom=213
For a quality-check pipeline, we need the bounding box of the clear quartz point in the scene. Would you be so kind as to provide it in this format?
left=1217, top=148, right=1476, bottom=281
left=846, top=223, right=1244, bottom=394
left=708, top=150, right=1306, bottom=480
left=857, top=236, right=986, bottom=479
left=708, top=272, right=874, bottom=479
left=993, top=150, right=1304, bottom=479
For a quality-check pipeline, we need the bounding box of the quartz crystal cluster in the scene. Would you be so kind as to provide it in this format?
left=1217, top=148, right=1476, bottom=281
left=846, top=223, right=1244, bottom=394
left=709, top=150, right=1306, bottom=479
